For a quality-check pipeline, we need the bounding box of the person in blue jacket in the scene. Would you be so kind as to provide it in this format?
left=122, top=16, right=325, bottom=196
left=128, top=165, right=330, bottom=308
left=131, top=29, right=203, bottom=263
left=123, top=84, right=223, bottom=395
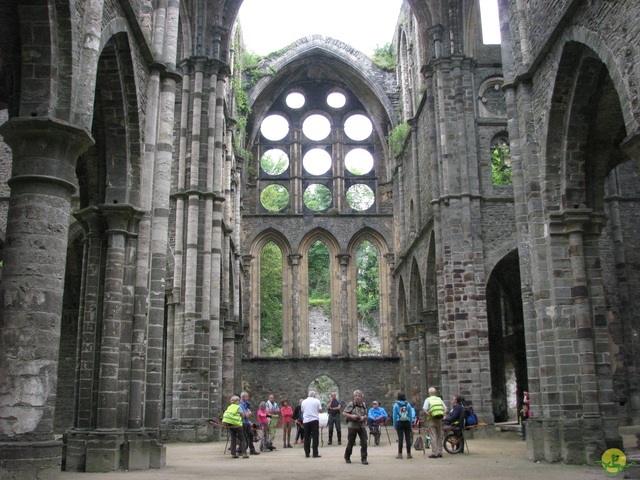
left=392, top=392, right=415, bottom=459
left=367, top=401, right=389, bottom=428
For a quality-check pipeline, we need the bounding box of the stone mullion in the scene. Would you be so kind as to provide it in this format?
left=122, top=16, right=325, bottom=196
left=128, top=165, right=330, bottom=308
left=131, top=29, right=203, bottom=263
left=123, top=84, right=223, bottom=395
left=337, top=254, right=351, bottom=356
left=290, top=125, right=302, bottom=213
left=0, top=118, right=92, bottom=477
left=73, top=208, right=106, bottom=430
left=332, top=126, right=344, bottom=212
left=289, top=254, right=302, bottom=356
left=378, top=253, right=393, bottom=356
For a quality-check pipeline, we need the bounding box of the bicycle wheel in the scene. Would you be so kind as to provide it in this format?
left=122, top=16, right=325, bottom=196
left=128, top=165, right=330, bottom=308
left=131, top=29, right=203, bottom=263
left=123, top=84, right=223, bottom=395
left=443, top=431, right=464, bottom=454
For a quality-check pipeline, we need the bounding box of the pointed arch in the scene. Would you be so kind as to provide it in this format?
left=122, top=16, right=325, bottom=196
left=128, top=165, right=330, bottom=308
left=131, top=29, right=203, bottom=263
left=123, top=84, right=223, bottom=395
left=298, top=228, right=341, bottom=356
left=248, top=229, right=292, bottom=356
left=347, top=228, right=392, bottom=355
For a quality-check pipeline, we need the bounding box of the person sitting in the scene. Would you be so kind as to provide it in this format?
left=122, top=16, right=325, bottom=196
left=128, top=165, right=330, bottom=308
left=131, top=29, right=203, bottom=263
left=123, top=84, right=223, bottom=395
left=367, top=400, right=389, bottom=428
left=443, top=394, right=464, bottom=427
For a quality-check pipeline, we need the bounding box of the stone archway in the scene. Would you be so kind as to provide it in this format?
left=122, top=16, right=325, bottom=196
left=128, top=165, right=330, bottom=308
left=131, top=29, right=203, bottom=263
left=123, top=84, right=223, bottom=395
left=486, top=250, right=526, bottom=423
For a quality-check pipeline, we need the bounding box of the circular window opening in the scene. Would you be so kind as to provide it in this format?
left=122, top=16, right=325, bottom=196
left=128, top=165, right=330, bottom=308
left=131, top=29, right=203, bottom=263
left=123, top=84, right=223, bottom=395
left=260, top=149, right=289, bottom=175
left=345, top=148, right=374, bottom=175
left=346, top=184, right=375, bottom=211
left=286, top=92, right=305, bottom=109
left=261, top=114, right=289, bottom=141
left=261, top=184, right=290, bottom=212
left=303, top=148, right=332, bottom=176
left=302, top=114, right=331, bottom=141
left=303, top=184, right=332, bottom=211
left=344, top=114, right=373, bottom=141
left=327, top=91, right=346, bottom=109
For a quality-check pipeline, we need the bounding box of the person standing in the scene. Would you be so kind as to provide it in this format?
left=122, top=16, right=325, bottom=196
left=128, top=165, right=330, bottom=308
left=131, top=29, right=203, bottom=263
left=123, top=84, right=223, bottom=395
left=265, top=394, right=280, bottom=443
left=257, top=402, right=271, bottom=451
left=280, top=398, right=294, bottom=448
left=293, top=398, right=304, bottom=445
left=392, top=392, right=414, bottom=459
left=343, top=389, right=369, bottom=465
left=301, top=390, right=323, bottom=458
left=422, top=387, right=446, bottom=459
left=222, top=395, right=249, bottom=458
left=327, top=392, right=342, bottom=445
left=239, top=391, right=260, bottom=455
left=521, top=391, right=530, bottom=441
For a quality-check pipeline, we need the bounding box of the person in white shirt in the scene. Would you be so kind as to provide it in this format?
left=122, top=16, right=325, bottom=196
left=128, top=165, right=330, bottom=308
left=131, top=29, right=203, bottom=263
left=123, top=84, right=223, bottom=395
left=301, top=391, right=323, bottom=458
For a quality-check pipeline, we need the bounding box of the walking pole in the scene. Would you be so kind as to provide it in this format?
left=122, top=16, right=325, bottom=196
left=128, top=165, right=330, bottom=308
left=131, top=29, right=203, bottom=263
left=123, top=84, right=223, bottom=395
left=384, top=422, right=392, bottom=445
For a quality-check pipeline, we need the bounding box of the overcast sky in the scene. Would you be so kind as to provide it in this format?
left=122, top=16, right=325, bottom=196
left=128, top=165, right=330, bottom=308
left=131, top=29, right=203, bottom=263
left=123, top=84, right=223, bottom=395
left=237, top=0, right=404, bottom=57
left=237, top=0, right=500, bottom=57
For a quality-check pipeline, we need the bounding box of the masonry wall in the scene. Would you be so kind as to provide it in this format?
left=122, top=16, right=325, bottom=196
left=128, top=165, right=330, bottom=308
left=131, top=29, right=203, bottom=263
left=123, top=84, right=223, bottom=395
left=241, top=356, right=402, bottom=411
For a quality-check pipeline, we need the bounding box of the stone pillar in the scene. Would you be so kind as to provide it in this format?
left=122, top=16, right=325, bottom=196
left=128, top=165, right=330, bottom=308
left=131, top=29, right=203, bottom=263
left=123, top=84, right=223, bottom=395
left=96, top=205, right=141, bottom=430
left=337, top=254, right=351, bottom=356
left=289, top=254, right=302, bottom=356
left=0, top=117, right=92, bottom=479
left=222, top=324, right=237, bottom=403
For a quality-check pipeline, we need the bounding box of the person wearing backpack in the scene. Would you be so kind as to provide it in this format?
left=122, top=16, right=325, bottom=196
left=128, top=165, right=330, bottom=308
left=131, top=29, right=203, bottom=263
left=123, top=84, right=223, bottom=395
left=392, top=392, right=415, bottom=459
left=422, top=387, right=447, bottom=458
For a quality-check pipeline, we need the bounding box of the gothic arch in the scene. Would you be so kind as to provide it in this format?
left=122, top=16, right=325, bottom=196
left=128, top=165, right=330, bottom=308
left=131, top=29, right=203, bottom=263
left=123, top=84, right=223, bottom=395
left=299, top=229, right=341, bottom=356
left=246, top=37, right=396, bottom=152
left=486, top=249, right=526, bottom=422
left=248, top=229, right=292, bottom=356
left=347, top=229, right=392, bottom=355
left=545, top=41, right=628, bottom=213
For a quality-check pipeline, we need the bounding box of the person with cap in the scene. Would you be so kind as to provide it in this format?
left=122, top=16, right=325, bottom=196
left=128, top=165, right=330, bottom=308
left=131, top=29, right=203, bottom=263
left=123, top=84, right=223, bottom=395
left=367, top=400, right=389, bottom=428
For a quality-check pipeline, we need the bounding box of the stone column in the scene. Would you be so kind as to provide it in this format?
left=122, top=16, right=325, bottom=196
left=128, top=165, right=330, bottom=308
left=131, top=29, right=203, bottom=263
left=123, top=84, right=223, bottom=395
left=0, top=117, right=92, bottom=479
left=222, top=323, right=237, bottom=403
left=289, top=254, right=302, bottom=356
left=337, top=254, right=351, bottom=356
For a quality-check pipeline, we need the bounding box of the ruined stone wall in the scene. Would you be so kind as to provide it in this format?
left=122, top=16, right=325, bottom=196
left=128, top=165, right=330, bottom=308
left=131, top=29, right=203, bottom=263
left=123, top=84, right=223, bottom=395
left=241, top=357, right=402, bottom=412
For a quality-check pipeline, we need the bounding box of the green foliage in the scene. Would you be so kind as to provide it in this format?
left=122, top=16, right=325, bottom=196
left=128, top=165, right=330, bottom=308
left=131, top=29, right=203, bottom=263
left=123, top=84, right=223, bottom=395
left=308, top=241, right=330, bottom=303
left=308, top=375, right=338, bottom=407
left=303, top=184, right=332, bottom=211
left=261, top=151, right=288, bottom=175
left=260, top=242, right=283, bottom=355
left=346, top=184, right=374, bottom=211
left=372, top=43, right=396, bottom=71
left=388, top=122, right=410, bottom=158
left=491, top=143, right=513, bottom=185
left=356, top=241, right=379, bottom=333
left=260, top=184, right=289, bottom=212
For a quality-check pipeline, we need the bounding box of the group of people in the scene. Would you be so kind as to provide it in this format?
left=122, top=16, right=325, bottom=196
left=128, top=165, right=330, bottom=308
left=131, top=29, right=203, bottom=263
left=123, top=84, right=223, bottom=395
left=221, top=386, right=472, bottom=462
left=221, top=391, right=296, bottom=458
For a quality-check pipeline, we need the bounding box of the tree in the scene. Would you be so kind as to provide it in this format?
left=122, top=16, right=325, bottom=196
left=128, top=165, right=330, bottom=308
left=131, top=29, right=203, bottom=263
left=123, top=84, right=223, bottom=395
left=260, top=242, right=283, bottom=355
left=492, top=143, right=512, bottom=185
left=356, top=241, right=379, bottom=333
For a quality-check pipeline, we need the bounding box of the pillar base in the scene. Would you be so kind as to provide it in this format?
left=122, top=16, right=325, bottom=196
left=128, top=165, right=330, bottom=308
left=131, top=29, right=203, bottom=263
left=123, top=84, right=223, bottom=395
left=160, top=418, right=218, bottom=442
left=64, top=430, right=165, bottom=472
left=527, top=416, right=613, bottom=464
left=0, top=440, right=62, bottom=480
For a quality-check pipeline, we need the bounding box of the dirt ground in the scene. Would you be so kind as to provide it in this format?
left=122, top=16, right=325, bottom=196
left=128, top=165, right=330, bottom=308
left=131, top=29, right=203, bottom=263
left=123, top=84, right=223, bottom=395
left=58, top=428, right=628, bottom=480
